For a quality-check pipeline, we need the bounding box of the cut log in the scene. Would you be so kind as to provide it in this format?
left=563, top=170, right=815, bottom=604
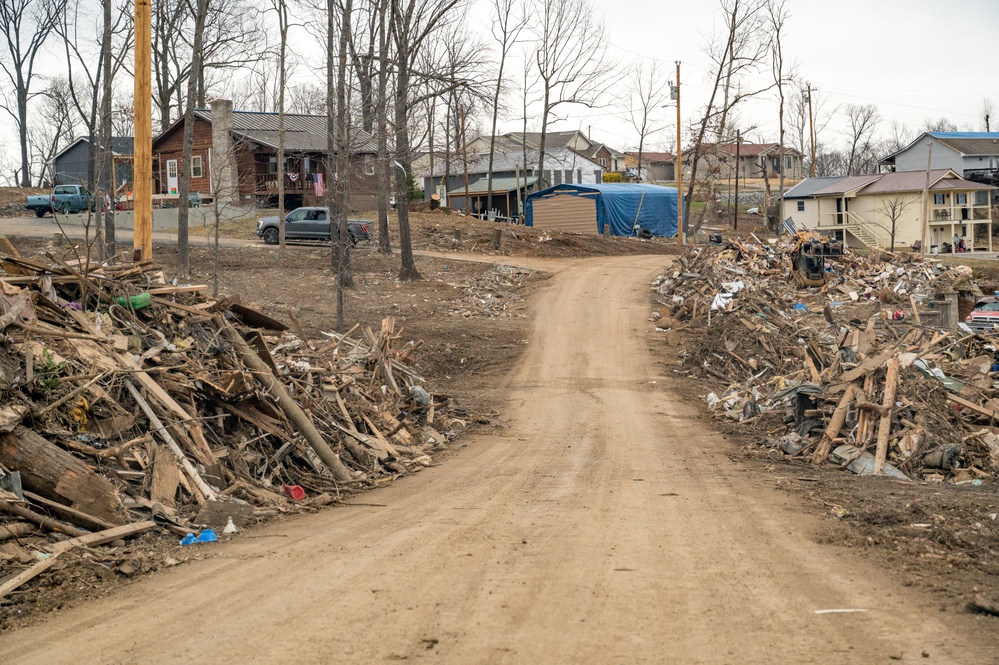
left=218, top=318, right=353, bottom=483
left=0, top=427, right=120, bottom=522
left=812, top=384, right=857, bottom=464
left=0, top=522, right=34, bottom=541
left=23, top=490, right=120, bottom=530
left=873, top=356, right=901, bottom=475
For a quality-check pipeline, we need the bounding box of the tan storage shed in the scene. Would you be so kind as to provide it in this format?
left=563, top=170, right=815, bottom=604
left=530, top=190, right=598, bottom=233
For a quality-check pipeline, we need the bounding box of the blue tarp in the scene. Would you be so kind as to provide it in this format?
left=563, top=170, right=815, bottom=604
left=524, top=183, right=679, bottom=237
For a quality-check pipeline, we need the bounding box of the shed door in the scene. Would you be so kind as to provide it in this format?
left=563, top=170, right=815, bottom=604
left=532, top=193, right=598, bottom=234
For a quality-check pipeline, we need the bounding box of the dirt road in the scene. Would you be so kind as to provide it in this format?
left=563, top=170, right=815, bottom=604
left=1, top=255, right=991, bottom=664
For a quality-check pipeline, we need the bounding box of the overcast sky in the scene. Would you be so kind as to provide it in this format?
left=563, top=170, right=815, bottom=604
left=489, top=0, right=999, bottom=151
left=3, top=0, right=997, bottom=179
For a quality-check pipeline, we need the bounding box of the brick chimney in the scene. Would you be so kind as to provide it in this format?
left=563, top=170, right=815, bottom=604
left=210, top=99, right=238, bottom=206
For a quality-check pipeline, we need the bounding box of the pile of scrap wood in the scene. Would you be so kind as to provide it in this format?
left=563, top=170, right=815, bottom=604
left=0, top=244, right=462, bottom=598
left=653, top=239, right=999, bottom=482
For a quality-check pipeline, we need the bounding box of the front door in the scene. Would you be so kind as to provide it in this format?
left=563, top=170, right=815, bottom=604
left=166, top=159, right=178, bottom=194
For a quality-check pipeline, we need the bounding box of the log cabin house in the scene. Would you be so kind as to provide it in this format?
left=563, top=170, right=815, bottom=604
left=152, top=99, right=380, bottom=211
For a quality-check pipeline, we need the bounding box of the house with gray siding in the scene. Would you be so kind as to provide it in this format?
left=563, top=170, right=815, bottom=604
left=52, top=137, right=134, bottom=189
left=880, top=132, right=999, bottom=197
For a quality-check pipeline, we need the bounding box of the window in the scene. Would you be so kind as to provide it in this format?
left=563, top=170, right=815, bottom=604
left=191, top=155, right=202, bottom=178
left=785, top=156, right=792, bottom=169
left=975, top=191, right=988, bottom=205
left=363, top=154, right=375, bottom=176
left=303, top=157, right=311, bottom=173
left=286, top=209, right=307, bottom=222
left=933, top=193, right=945, bottom=205
left=268, top=156, right=277, bottom=174
left=957, top=193, right=967, bottom=205
left=166, top=160, right=178, bottom=178
left=797, top=201, right=805, bottom=212
left=599, top=157, right=606, bottom=166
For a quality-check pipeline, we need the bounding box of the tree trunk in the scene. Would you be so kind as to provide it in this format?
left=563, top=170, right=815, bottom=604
left=18, top=88, right=30, bottom=187
left=100, top=0, right=116, bottom=259
left=333, top=0, right=354, bottom=330
left=176, top=0, right=209, bottom=277
left=375, top=0, right=391, bottom=254
left=0, top=427, right=121, bottom=523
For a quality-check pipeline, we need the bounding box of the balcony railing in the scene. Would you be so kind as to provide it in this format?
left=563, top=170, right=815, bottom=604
left=255, top=173, right=313, bottom=192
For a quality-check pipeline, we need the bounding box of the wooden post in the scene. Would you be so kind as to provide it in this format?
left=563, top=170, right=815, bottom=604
left=491, top=228, right=502, bottom=250
left=812, top=383, right=856, bottom=464
left=873, top=356, right=901, bottom=475
left=453, top=229, right=461, bottom=243
left=675, top=60, right=683, bottom=246
left=133, top=0, right=153, bottom=259
left=733, top=129, right=740, bottom=230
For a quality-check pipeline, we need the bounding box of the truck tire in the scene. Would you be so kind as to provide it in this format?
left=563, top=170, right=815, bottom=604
left=59, top=202, right=70, bottom=215
left=262, top=227, right=279, bottom=245
left=34, top=209, right=46, bottom=218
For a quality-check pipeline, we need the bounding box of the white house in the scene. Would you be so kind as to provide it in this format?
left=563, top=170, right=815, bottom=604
left=783, top=169, right=996, bottom=253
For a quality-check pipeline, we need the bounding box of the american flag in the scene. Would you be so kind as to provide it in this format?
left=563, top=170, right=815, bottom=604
left=312, top=172, right=325, bottom=197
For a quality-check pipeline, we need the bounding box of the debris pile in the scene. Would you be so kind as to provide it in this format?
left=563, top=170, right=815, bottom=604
left=0, top=245, right=463, bottom=598
left=654, top=239, right=999, bottom=483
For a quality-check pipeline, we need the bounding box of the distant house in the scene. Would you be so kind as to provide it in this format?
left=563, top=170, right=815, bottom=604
left=879, top=132, right=999, bottom=194
left=684, top=142, right=803, bottom=181
left=465, top=130, right=625, bottom=176
left=52, top=137, right=134, bottom=189
left=152, top=99, right=379, bottom=210
left=422, top=147, right=603, bottom=219
left=624, top=151, right=675, bottom=181
left=782, top=169, right=996, bottom=252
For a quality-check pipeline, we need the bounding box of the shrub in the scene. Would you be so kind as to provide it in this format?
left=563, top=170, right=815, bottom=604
left=602, top=172, right=623, bottom=183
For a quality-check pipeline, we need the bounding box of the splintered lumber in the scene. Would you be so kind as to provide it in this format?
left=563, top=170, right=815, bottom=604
left=218, top=318, right=353, bottom=483
left=125, top=380, right=216, bottom=502
left=812, top=384, right=857, bottom=464
left=0, top=500, right=83, bottom=537
left=22, top=491, right=120, bottom=530
left=873, top=356, right=901, bottom=475
left=150, top=445, right=180, bottom=508
left=0, top=427, right=120, bottom=523
left=0, top=521, right=158, bottom=600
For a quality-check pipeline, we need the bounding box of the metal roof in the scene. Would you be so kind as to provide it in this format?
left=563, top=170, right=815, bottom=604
left=193, top=109, right=376, bottom=154
left=447, top=176, right=537, bottom=196
left=783, top=176, right=847, bottom=198
left=811, top=175, right=882, bottom=196
left=427, top=147, right=602, bottom=177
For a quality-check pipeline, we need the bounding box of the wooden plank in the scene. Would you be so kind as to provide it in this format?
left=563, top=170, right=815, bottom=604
left=947, top=394, right=999, bottom=419
left=47, top=520, right=157, bottom=554
left=147, top=285, right=209, bottom=295
left=150, top=445, right=180, bottom=508
left=873, top=356, right=901, bottom=475
left=0, top=552, right=64, bottom=599
left=812, top=383, right=857, bottom=464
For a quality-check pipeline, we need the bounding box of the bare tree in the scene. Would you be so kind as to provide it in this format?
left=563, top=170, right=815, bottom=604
left=623, top=59, right=671, bottom=183
left=28, top=78, right=78, bottom=186
left=533, top=0, right=609, bottom=188
left=271, top=0, right=291, bottom=252
left=152, top=0, right=265, bottom=130
left=329, top=0, right=354, bottom=329
left=485, top=0, right=526, bottom=213
left=843, top=103, right=880, bottom=175
left=875, top=192, right=914, bottom=252
left=882, top=119, right=913, bottom=158
left=767, top=0, right=791, bottom=230
left=787, top=83, right=835, bottom=174
left=390, top=0, right=469, bottom=281
left=922, top=117, right=958, bottom=133
left=176, top=0, right=210, bottom=277
left=288, top=83, right=327, bottom=114
left=685, top=0, right=773, bottom=231
left=0, top=0, right=67, bottom=186
left=983, top=97, right=994, bottom=132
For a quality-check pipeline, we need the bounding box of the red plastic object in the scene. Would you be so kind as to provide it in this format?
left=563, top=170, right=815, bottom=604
left=282, top=484, right=306, bottom=501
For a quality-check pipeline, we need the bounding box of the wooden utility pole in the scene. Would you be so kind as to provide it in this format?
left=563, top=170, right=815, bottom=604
left=733, top=129, right=740, bottom=230
left=675, top=61, right=683, bottom=246
left=460, top=104, right=471, bottom=217
left=133, top=0, right=152, bottom=259
left=806, top=83, right=816, bottom=177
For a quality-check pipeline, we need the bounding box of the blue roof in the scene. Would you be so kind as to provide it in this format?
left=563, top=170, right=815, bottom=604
left=928, top=132, right=999, bottom=139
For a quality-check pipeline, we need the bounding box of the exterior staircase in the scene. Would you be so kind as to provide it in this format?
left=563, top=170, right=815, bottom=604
left=844, top=212, right=882, bottom=249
